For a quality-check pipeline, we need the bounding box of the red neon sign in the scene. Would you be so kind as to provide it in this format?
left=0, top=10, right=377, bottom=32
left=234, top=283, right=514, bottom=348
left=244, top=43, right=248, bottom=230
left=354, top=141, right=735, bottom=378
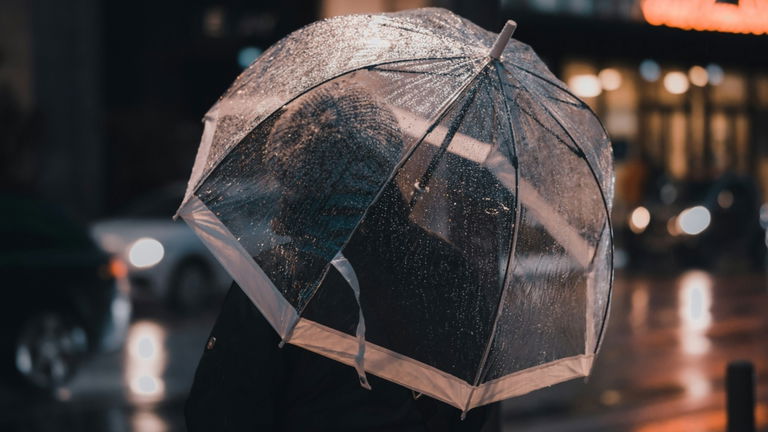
left=641, top=0, right=768, bottom=35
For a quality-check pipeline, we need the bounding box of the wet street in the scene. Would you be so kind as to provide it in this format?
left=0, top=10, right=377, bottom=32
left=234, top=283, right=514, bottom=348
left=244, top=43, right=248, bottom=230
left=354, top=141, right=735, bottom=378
left=0, top=303, right=219, bottom=432
left=1, top=271, right=766, bottom=432
left=503, top=270, right=768, bottom=431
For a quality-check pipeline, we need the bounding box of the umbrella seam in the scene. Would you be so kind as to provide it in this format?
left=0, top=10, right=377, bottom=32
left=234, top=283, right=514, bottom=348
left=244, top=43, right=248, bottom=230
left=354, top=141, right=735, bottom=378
left=516, top=84, right=615, bottom=356
left=182, top=194, right=594, bottom=409
left=507, top=64, right=588, bottom=108
left=507, top=96, right=583, bottom=156
left=470, top=354, right=593, bottom=407
left=178, top=8, right=616, bottom=410
left=499, top=78, right=584, bottom=108
left=218, top=8, right=477, bottom=99
left=463, top=61, right=524, bottom=414
left=375, top=20, right=490, bottom=53
left=186, top=55, right=475, bottom=203
left=507, top=63, right=613, bottom=139
left=292, top=316, right=594, bottom=409
left=288, top=56, right=495, bottom=325
left=290, top=317, right=472, bottom=408
left=407, top=84, right=481, bottom=209
left=473, top=353, right=592, bottom=389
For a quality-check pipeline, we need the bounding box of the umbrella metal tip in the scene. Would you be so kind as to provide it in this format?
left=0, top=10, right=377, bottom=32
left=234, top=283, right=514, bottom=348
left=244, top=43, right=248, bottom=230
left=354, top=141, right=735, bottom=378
left=489, top=20, right=517, bottom=60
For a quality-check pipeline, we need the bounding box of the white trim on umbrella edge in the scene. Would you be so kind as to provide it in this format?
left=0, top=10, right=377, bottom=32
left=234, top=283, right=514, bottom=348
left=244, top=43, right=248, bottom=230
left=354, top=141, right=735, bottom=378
left=178, top=195, right=594, bottom=411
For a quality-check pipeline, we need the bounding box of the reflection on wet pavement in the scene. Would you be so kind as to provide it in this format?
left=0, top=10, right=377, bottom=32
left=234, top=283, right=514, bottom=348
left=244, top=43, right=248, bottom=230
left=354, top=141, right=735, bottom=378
left=0, top=305, right=215, bottom=432
left=503, top=270, right=768, bottom=432
left=132, top=409, right=169, bottom=432
left=678, top=271, right=713, bottom=357
left=1, top=272, right=766, bottom=431
left=125, top=321, right=167, bottom=403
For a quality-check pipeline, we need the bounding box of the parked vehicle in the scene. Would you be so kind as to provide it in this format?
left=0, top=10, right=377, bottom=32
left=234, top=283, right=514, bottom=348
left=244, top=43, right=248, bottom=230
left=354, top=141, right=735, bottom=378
left=90, top=183, right=231, bottom=311
left=623, top=174, right=764, bottom=272
left=0, top=193, right=131, bottom=391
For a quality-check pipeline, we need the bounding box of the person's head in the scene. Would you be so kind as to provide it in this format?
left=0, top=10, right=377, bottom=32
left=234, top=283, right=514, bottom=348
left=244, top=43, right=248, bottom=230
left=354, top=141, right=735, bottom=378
left=264, top=79, right=402, bottom=256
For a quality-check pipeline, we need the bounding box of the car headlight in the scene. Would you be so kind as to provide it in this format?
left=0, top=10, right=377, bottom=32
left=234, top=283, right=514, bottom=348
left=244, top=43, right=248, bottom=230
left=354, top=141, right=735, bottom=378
left=677, top=206, right=711, bottom=236
left=128, top=237, right=165, bottom=269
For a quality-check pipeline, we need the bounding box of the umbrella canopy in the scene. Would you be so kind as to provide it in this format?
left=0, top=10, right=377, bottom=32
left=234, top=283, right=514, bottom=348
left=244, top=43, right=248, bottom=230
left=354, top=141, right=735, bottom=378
left=177, top=7, right=614, bottom=413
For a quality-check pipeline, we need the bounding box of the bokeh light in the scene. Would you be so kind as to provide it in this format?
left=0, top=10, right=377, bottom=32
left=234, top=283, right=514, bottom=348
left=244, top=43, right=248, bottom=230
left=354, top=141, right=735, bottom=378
left=688, top=65, right=708, bottom=87
left=568, top=74, right=602, bottom=97
left=629, top=206, right=651, bottom=233
left=237, top=46, right=263, bottom=69
left=639, top=59, right=661, bottom=82
left=598, top=68, right=622, bottom=91
left=677, top=206, right=711, bottom=235
left=125, top=321, right=167, bottom=402
left=663, top=71, right=690, bottom=94
left=128, top=238, right=164, bottom=269
left=706, top=63, right=725, bottom=85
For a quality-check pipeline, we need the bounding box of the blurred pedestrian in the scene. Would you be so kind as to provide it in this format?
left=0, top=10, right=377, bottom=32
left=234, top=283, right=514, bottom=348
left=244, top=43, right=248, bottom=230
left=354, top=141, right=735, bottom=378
left=185, top=81, right=499, bottom=431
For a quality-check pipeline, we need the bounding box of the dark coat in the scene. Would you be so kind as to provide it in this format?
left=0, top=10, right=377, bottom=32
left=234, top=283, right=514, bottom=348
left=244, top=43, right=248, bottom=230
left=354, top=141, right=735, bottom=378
left=186, top=176, right=501, bottom=431
left=185, top=282, right=498, bottom=432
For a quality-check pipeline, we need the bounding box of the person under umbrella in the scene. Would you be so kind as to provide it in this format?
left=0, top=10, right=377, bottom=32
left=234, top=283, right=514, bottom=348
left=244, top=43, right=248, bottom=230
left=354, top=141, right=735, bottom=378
left=185, top=80, right=499, bottom=431
left=180, top=8, right=614, bottom=427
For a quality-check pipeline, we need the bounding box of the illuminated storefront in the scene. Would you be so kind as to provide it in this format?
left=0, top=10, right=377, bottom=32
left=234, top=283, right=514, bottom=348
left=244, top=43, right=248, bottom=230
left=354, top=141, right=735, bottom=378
left=497, top=0, right=768, bottom=269
left=501, top=0, right=768, bottom=205
left=641, top=0, right=768, bottom=35
left=562, top=59, right=768, bottom=184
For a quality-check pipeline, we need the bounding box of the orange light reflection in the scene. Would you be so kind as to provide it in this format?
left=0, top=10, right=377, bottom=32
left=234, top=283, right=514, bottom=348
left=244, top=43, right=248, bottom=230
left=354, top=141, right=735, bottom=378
left=630, top=283, right=650, bottom=332
left=634, top=403, right=768, bottom=432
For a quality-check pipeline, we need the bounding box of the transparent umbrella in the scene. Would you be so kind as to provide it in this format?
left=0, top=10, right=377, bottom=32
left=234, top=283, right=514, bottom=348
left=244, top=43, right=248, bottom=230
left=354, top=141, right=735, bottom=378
left=176, top=7, right=614, bottom=414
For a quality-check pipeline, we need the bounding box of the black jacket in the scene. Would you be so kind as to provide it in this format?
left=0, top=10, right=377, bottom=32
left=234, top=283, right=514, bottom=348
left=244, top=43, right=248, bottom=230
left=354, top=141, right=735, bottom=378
left=185, top=283, right=498, bottom=431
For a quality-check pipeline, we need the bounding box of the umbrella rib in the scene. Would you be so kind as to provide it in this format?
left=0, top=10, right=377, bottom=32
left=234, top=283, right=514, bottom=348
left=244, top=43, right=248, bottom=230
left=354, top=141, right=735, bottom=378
left=499, top=77, right=584, bottom=108
left=193, top=56, right=479, bottom=343
left=378, top=21, right=442, bottom=38
left=495, top=72, right=583, bottom=154
left=518, top=85, right=613, bottom=247
left=408, top=83, right=481, bottom=209
left=378, top=19, right=491, bottom=50
left=371, top=66, right=470, bottom=78
left=507, top=63, right=591, bottom=109
left=289, top=56, right=493, bottom=323
left=508, top=96, right=583, bottom=156
left=518, top=86, right=615, bottom=355
left=463, top=61, right=524, bottom=414
left=188, top=56, right=473, bottom=201
left=388, top=106, right=595, bottom=268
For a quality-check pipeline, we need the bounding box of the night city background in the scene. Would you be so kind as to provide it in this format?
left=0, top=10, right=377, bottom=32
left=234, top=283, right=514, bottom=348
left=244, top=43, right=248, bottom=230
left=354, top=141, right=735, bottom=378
left=1, top=0, right=768, bottom=430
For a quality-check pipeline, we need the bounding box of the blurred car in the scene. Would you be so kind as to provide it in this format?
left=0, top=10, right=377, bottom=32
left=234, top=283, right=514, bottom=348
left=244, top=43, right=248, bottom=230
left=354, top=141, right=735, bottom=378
left=623, top=174, right=765, bottom=272
left=0, top=193, right=131, bottom=391
left=90, top=183, right=231, bottom=310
